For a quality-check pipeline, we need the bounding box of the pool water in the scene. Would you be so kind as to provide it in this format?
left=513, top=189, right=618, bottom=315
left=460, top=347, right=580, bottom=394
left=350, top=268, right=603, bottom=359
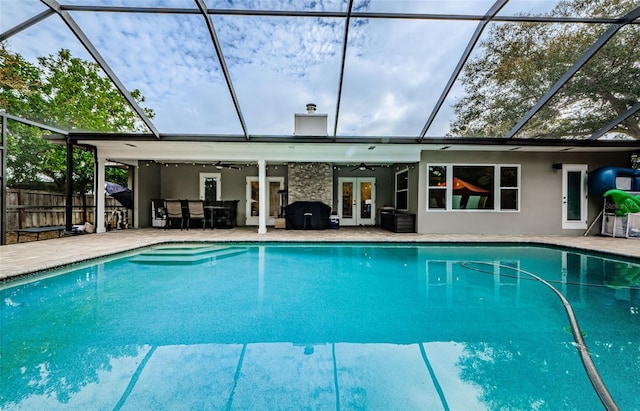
left=1, top=243, right=639, bottom=410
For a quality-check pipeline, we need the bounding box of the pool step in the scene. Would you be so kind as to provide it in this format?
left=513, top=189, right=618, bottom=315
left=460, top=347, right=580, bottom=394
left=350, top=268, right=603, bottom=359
left=130, top=246, right=248, bottom=265
left=141, top=246, right=217, bottom=257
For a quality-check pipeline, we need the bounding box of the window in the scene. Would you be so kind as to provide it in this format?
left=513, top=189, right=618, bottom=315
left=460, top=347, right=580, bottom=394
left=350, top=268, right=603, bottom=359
left=499, top=166, right=519, bottom=210
left=395, top=168, right=409, bottom=210
left=427, top=165, right=447, bottom=209
left=427, top=164, right=520, bottom=211
left=199, top=173, right=221, bottom=201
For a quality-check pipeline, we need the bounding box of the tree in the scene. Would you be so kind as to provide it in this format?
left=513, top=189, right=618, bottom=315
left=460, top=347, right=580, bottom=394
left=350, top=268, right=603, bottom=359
left=450, top=0, right=639, bottom=139
left=1, top=45, right=153, bottom=193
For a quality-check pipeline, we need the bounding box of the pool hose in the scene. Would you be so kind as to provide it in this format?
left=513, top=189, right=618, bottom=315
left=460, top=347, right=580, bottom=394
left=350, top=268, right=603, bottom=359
left=460, top=262, right=620, bottom=411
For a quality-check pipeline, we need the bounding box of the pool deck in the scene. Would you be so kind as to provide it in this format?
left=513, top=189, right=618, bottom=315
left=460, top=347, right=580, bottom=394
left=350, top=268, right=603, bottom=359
left=1, top=227, right=639, bottom=281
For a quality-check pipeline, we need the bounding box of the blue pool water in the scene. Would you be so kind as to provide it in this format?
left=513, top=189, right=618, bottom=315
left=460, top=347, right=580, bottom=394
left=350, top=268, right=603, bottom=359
left=1, top=243, right=639, bottom=410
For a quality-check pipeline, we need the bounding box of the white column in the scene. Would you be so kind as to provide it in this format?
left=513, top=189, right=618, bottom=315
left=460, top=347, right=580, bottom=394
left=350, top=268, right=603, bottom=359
left=96, top=156, right=106, bottom=233
left=258, top=159, right=267, bottom=234
left=131, top=164, right=138, bottom=228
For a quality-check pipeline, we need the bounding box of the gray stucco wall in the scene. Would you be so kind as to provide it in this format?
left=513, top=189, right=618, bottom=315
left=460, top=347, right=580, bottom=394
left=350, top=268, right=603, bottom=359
left=137, top=162, right=288, bottom=227
left=417, top=150, right=630, bottom=235
left=139, top=162, right=417, bottom=227
left=133, top=149, right=629, bottom=235
left=136, top=162, right=161, bottom=228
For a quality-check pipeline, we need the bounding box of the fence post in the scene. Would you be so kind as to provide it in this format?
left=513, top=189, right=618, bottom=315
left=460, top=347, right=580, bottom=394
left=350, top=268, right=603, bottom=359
left=18, top=189, right=25, bottom=229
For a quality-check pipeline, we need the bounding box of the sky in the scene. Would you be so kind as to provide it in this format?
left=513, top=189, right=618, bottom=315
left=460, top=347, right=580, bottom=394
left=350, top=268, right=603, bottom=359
left=0, top=0, right=599, bottom=137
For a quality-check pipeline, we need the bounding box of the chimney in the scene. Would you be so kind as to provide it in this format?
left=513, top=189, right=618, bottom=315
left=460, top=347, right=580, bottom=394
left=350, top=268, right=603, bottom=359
left=306, top=103, right=317, bottom=114
left=294, top=103, right=327, bottom=137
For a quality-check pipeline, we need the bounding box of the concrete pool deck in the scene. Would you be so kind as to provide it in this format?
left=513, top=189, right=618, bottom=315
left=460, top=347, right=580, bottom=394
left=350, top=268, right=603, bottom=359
left=1, top=227, right=639, bottom=281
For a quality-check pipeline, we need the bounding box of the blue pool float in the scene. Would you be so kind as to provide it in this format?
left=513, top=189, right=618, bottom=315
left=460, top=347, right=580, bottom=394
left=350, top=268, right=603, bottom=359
left=588, top=167, right=640, bottom=196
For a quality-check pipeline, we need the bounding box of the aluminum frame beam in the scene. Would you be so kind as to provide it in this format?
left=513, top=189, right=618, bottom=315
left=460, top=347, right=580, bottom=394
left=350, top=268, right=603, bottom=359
left=0, top=9, right=55, bottom=42
left=57, top=4, right=636, bottom=25
left=195, top=0, right=249, bottom=141
left=64, top=132, right=640, bottom=148
left=40, top=0, right=160, bottom=138
left=0, top=112, right=69, bottom=135
left=505, top=6, right=640, bottom=140
left=418, top=0, right=509, bottom=142
left=332, top=0, right=354, bottom=140
left=589, top=102, right=640, bottom=140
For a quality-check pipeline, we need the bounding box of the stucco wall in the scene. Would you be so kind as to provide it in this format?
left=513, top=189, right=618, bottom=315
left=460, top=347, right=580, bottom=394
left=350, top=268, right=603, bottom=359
left=136, top=162, right=161, bottom=228
left=136, top=162, right=288, bottom=227
left=137, top=161, right=412, bottom=228
left=416, top=150, right=630, bottom=235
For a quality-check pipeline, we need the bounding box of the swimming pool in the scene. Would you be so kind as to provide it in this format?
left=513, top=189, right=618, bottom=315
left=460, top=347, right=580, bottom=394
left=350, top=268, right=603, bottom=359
left=1, top=242, right=639, bottom=410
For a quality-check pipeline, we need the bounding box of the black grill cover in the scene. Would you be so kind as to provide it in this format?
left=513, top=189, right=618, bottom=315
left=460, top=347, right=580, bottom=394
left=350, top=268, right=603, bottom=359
left=284, top=201, right=331, bottom=230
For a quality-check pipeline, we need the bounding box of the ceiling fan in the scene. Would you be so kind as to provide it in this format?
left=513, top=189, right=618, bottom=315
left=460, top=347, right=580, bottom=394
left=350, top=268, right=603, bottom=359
left=214, top=161, right=241, bottom=170
left=351, top=162, right=376, bottom=172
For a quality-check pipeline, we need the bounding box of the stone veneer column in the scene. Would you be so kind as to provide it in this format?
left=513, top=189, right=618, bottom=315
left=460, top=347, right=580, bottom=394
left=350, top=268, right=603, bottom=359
left=287, top=163, right=333, bottom=207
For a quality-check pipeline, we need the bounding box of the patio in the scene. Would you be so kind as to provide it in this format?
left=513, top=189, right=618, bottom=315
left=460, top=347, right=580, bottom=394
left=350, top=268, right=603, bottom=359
left=1, top=227, right=639, bottom=281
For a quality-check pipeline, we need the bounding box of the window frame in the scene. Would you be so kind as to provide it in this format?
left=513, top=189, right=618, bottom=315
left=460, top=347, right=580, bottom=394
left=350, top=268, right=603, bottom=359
left=426, top=163, right=520, bottom=212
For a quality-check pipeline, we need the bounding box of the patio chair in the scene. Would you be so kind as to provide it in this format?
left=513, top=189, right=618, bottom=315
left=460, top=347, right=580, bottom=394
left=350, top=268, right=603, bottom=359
left=187, top=200, right=206, bottom=230
left=165, top=199, right=185, bottom=230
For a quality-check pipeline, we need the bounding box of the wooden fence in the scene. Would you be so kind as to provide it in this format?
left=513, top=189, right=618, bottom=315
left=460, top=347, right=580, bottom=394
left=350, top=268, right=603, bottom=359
left=6, top=188, right=122, bottom=231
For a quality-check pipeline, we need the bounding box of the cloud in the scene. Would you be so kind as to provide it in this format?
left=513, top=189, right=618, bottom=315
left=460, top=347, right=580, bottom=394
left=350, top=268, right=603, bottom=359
left=338, top=18, right=477, bottom=136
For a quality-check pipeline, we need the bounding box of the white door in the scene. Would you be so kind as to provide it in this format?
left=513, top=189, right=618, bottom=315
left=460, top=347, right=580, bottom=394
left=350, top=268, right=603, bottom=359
left=246, top=177, right=284, bottom=226
left=562, top=164, right=588, bottom=229
left=199, top=172, right=221, bottom=201
left=338, top=177, right=376, bottom=226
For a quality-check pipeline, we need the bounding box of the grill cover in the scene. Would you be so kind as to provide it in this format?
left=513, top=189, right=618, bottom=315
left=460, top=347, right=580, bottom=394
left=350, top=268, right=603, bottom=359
left=284, top=201, right=331, bottom=230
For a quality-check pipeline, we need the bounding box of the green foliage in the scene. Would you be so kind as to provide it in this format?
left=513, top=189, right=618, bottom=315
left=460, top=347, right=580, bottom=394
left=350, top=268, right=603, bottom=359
left=1, top=45, right=154, bottom=193
left=450, top=0, right=639, bottom=139
left=105, top=167, right=128, bottom=188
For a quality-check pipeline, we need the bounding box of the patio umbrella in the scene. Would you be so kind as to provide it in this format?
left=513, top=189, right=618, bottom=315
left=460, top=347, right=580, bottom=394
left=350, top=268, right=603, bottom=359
left=105, top=182, right=133, bottom=209
left=452, top=177, right=488, bottom=209
left=452, top=177, right=489, bottom=195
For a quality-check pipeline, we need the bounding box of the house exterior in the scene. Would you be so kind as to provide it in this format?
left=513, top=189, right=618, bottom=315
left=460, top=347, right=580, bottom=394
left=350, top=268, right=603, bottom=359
left=1, top=2, right=639, bottom=240
left=69, top=135, right=635, bottom=236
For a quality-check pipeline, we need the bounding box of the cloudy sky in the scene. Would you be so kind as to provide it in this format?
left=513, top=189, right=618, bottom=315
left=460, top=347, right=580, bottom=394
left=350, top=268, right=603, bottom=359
left=1, top=0, right=563, bottom=136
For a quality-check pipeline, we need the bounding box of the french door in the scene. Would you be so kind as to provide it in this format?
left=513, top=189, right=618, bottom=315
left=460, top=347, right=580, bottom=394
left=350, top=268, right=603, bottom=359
left=562, top=164, right=588, bottom=229
left=338, top=177, right=376, bottom=226
left=245, top=177, right=284, bottom=226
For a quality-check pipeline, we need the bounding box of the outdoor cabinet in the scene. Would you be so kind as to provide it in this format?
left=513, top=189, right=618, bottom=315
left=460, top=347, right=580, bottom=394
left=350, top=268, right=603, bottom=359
left=380, top=210, right=415, bottom=233
left=151, top=199, right=167, bottom=228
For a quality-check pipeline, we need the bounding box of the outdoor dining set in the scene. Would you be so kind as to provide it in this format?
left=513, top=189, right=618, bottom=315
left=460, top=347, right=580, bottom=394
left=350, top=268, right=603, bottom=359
left=151, top=199, right=239, bottom=230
